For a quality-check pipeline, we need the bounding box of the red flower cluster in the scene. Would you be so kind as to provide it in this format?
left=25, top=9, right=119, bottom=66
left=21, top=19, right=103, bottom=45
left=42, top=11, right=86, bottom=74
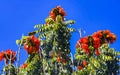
left=24, top=35, right=40, bottom=54
left=76, top=37, right=91, bottom=54
left=49, top=6, right=66, bottom=21
left=20, top=63, right=28, bottom=69
left=76, top=30, right=116, bottom=56
left=0, top=49, right=16, bottom=64
left=92, top=30, right=116, bottom=44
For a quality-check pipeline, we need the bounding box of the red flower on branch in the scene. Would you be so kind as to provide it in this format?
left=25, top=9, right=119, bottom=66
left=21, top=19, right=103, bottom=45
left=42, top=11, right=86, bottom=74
left=82, top=60, right=87, bottom=67
left=24, top=35, right=40, bottom=54
left=81, top=44, right=89, bottom=50
left=21, top=63, right=28, bottom=69
left=6, top=49, right=16, bottom=58
left=85, top=49, right=91, bottom=54
left=92, top=31, right=102, bottom=38
left=5, top=49, right=16, bottom=64
left=0, top=51, right=4, bottom=61
left=81, top=44, right=91, bottom=54
left=76, top=30, right=116, bottom=56
left=92, top=36, right=100, bottom=44
left=95, top=49, right=100, bottom=56
left=57, top=6, right=66, bottom=16
left=49, top=6, right=66, bottom=21
left=50, top=11, right=56, bottom=21
left=93, top=44, right=101, bottom=49
left=79, top=37, right=88, bottom=44
left=0, top=50, right=16, bottom=64
left=105, top=30, right=110, bottom=34
left=57, top=56, right=61, bottom=63
left=104, top=31, right=116, bottom=43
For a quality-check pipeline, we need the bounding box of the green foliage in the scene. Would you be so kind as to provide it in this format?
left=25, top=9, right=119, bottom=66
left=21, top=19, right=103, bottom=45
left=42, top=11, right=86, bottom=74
left=74, top=44, right=120, bottom=75
left=32, top=13, right=75, bottom=75
left=3, top=64, right=17, bottom=75
left=19, top=54, right=42, bottom=75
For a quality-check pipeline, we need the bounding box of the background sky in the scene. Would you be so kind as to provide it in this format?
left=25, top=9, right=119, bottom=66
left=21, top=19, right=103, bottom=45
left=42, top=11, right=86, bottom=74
left=0, top=0, right=120, bottom=72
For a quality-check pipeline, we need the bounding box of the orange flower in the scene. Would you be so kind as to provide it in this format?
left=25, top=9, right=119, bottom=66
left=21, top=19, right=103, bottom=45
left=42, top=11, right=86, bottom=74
left=0, top=51, right=4, bottom=61
left=50, top=11, right=56, bottom=20
left=30, top=35, right=36, bottom=41
left=27, top=46, right=34, bottom=54
left=106, top=34, right=111, bottom=39
left=92, top=36, right=101, bottom=49
left=105, top=30, right=110, bottom=34
left=6, top=49, right=12, bottom=55
left=97, top=30, right=103, bottom=34
left=93, top=44, right=101, bottom=49
left=24, top=35, right=40, bottom=54
left=57, top=53, right=61, bottom=63
left=106, top=33, right=116, bottom=43
left=34, top=38, right=40, bottom=46
left=57, top=56, right=61, bottom=63
left=81, top=44, right=88, bottom=50
left=76, top=30, right=116, bottom=56
left=21, top=63, right=28, bottom=69
left=34, top=45, right=39, bottom=52
left=49, top=6, right=66, bottom=21
left=85, top=49, right=91, bottom=54
left=92, top=31, right=102, bottom=38
left=95, top=50, right=100, bottom=56
left=2, top=49, right=16, bottom=64
left=24, top=44, right=29, bottom=50
left=111, top=34, right=116, bottom=40
left=83, top=60, right=87, bottom=67
left=79, top=37, right=88, bottom=44
left=57, top=6, right=66, bottom=16
left=6, top=49, right=16, bottom=59
left=93, top=36, right=100, bottom=44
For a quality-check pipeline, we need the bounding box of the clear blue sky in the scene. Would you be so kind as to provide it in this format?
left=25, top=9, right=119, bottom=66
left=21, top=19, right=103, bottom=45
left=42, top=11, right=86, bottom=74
left=0, top=0, right=120, bottom=72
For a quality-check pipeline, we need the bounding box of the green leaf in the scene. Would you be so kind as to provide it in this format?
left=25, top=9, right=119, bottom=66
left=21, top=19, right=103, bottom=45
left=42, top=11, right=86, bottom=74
left=16, top=40, right=21, bottom=45
left=88, top=46, right=94, bottom=51
left=90, top=57, right=101, bottom=69
left=75, top=54, right=87, bottom=60
left=56, top=15, right=62, bottom=22
left=101, top=55, right=112, bottom=61
left=63, top=20, right=75, bottom=25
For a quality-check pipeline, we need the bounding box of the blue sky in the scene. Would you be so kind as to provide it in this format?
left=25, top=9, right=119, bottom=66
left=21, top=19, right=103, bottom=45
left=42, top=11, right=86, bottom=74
left=0, top=0, right=120, bottom=72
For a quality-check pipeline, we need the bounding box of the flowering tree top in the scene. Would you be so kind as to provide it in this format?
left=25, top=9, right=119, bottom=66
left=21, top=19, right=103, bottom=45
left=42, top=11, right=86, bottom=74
left=0, top=6, right=120, bottom=75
